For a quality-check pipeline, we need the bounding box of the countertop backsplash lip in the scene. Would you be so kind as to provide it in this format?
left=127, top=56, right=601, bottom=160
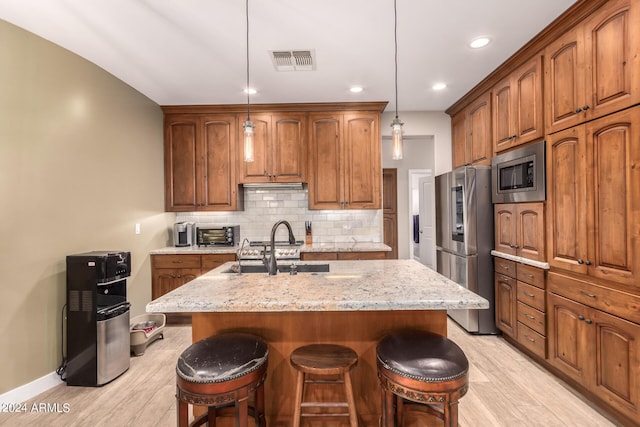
left=150, top=242, right=391, bottom=255
left=173, top=187, right=384, bottom=246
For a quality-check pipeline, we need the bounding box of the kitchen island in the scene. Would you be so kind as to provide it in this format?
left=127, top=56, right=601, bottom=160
left=146, top=259, right=488, bottom=426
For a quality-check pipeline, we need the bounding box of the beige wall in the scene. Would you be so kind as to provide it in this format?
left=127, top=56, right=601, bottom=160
left=0, top=19, right=173, bottom=394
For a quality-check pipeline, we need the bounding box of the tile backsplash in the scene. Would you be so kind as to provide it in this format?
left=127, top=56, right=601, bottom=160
left=176, top=187, right=383, bottom=243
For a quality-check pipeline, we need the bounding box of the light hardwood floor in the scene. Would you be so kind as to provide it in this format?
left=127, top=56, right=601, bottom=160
left=0, top=320, right=621, bottom=427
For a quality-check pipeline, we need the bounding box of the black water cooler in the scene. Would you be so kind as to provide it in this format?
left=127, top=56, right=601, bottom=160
left=66, top=251, right=131, bottom=386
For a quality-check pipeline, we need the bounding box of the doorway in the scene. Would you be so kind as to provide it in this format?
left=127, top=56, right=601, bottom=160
left=409, top=169, right=435, bottom=268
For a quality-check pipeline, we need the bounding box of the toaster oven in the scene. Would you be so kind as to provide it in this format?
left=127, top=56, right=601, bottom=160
left=196, top=226, right=240, bottom=247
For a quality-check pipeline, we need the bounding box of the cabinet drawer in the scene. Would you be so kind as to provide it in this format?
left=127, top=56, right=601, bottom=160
left=548, top=272, right=640, bottom=324
left=516, top=264, right=545, bottom=289
left=201, top=254, right=236, bottom=270
left=301, top=252, right=339, bottom=261
left=338, top=251, right=386, bottom=260
left=517, top=301, right=546, bottom=335
left=517, top=281, right=545, bottom=311
left=153, top=254, right=201, bottom=269
left=516, top=322, right=546, bottom=359
left=495, top=258, right=516, bottom=278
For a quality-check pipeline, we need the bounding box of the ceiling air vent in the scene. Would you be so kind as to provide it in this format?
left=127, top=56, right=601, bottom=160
left=270, top=50, right=316, bottom=71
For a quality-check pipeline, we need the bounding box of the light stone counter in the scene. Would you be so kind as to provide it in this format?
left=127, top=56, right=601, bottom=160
left=145, top=259, right=488, bottom=313
left=150, top=242, right=391, bottom=255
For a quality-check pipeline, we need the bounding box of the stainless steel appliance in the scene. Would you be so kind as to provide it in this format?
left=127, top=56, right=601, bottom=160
left=492, top=139, right=546, bottom=203
left=436, top=166, right=497, bottom=334
left=173, top=222, right=194, bottom=247
left=196, top=225, right=240, bottom=247
left=66, top=251, right=131, bottom=386
left=237, top=240, right=303, bottom=261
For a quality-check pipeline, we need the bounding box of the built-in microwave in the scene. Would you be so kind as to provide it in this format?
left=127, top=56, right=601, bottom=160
left=196, top=225, right=240, bottom=247
left=491, top=140, right=545, bottom=203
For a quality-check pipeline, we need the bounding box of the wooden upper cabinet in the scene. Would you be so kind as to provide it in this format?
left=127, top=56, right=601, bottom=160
left=451, top=110, right=467, bottom=169
left=492, top=54, right=544, bottom=152
left=547, top=107, right=640, bottom=288
left=494, top=202, right=545, bottom=262
left=465, top=92, right=492, bottom=166
left=238, top=112, right=307, bottom=183
left=164, top=114, right=241, bottom=211
left=451, top=92, right=492, bottom=168
left=308, top=111, right=381, bottom=210
left=545, top=0, right=640, bottom=134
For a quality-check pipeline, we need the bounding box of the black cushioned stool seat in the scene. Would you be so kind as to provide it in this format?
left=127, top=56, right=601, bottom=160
left=376, top=331, right=469, bottom=427
left=176, top=332, right=268, bottom=427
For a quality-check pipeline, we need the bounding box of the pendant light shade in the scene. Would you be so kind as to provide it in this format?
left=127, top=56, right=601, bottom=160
left=390, top=0, right=404, bottom=160
left=243, top=0, right=254, bottom=162
left=243, top=120, right=254, bottom=162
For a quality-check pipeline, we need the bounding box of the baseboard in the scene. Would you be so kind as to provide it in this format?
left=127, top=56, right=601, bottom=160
left=0, top=371, right=63, bottom=405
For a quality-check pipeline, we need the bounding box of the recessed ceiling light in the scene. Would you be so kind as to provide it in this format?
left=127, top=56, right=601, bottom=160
left=244, top=88, right=257, bottom=95
left=432, top=82, right=447, bottom=91
left=350, top=86, right=363, bottom=93
left=469, top=37, right=491, bottom=49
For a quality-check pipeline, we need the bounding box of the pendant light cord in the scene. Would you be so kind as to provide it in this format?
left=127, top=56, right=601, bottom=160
left=394, top=0, right=399, bottom=119
left=245, top=0, right=251, bottom=121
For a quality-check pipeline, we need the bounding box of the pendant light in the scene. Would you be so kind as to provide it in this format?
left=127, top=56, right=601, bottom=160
left=390, top=0, right=404, bottom=160
left=242, top=0, right=254, bottom=162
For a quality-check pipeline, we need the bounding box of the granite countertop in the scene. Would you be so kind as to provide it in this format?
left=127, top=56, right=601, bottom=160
left=491, top=250, right=550, bottom=269
left=145, top=259, right=489, bottom=313
left=150, top=242, right=391, bottom=255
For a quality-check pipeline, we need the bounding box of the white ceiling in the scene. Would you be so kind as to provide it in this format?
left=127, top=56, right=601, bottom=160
left=0, top=0, right=576, bottom=112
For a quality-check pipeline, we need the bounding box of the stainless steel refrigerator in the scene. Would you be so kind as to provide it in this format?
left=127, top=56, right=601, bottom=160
left=436, top=166, right=497, bottom=334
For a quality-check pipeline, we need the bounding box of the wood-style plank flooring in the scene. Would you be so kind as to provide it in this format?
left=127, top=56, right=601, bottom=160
left=0, top=320, right=620, bottom=426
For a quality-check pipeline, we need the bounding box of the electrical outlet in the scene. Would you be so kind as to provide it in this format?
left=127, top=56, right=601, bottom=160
left=135, top=223, right=141, bottom=235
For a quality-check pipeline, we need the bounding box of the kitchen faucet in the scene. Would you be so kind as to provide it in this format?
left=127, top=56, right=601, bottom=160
left=265, top=220, right=296, bottom=275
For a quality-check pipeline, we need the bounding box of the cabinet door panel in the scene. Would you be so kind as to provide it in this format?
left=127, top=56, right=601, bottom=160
left=273, top=114, right=306, bottom=181
left=544, top=29, right=585, bottom=133
left=309, top=115, right=342, bottom=209
left=547, top=293, right=590, bottom=384
left=546, top=127, right=588, bottom=273
left=240, top=115, right=271, bottom=181
left=494, top=204, right=516, bottom=255
left=516, top=203, right=545, bottom=261
left=165, top=118, right=198, bottom=210
left=466, top=93, right=492, bottom=165
left=344, top=113, right=380, bottom=208
left=451, top=111, right=467, bottom=168
left=495, top=273, right=517, bottom=338
left=587, top=109, right=640, bottom=286
left=203, top=116, right=237, bottom=208
left=584, top=0, right=640, bottom=119
left=492, top=77, right=513, bottom=153
left=592, top=308, right=639, bottom=417
left=515, top=55, right=543, bottom=143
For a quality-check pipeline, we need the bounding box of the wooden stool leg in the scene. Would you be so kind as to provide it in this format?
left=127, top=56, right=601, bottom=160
left=396, top=397, right=404, bottom=427
left=446, top=400, right=460, bottom=427
left=381, top=387, right=395, bottom=427
left=343, top=371, right=358, bottom=426
left=208, top=406, right=217, bottom=427
left=292, top=370, right=305, bottom=427
left=237, top=397, right=249, bottom=427
left=255, top=383, right=266, bottom=427
left=177, top=396, right=189, bottom=427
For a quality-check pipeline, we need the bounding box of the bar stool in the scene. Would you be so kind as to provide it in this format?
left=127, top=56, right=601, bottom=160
left=376, top=331, right=469, bottom=427
left=290, top=343, right=359, bottom=427
left=176, top=332, right=268, bottom=427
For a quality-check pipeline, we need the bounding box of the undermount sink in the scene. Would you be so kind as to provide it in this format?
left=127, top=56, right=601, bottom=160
left=223, top=263, right=330, bottom=274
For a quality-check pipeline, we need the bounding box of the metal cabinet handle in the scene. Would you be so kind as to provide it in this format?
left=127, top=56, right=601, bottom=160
left=575, top=107, right=583, bottom=113
left=510, top=244, right=520, bottom=249
left=525, top=314, right=535, bottom=320
left=585, top=319, right=593, bottom=324
left=524, top=334, right=536, bottom=343
left=524, top=292, right=535, bottom=298
left=582, top=105, right=590, bottom=111
left=500, top=265, right=510, bottom=270
left=577, top=259, right=584, bottom=264
left=579, top=290, right=597, bottom=298
left=524, top=273, right=534, bottom=278
left=578, top=315, right=585, bottom=321
left=585, top=260, right=592, bottom=265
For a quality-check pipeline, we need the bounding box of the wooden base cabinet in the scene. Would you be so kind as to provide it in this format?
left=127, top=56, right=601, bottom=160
left=548, top=290, right=640, bottom=422
left=494, top=257, right=547, bottom=358
left=151, top=253, right=236, bottom=324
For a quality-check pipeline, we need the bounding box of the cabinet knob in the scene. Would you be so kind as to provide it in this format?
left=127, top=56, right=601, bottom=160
left=578, top=315, right=585, bottom=321
left=577, top=259, right=584, bottom=264
left=585, top=260, right=591, bottom=266
left=585, top=319, right=593, bottom=324
left=582, top=105, right=590, bottom=111
left=575, top=107, right=583, bottom=113
left=510, top=134, right=517, bottom=140
left=510, top=244, right=519, bottom=249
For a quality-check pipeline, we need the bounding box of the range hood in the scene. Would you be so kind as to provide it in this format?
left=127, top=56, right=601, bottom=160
left=242, top=182, right=304, bottom=189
